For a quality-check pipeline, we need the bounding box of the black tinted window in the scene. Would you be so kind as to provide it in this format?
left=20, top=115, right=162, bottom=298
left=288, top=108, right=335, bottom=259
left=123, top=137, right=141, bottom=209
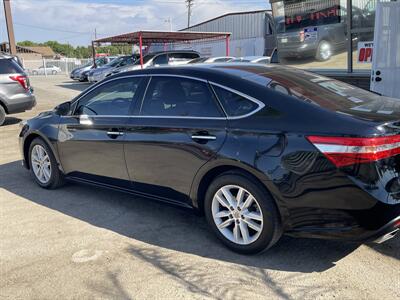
left=170, top=53, right=199, bottom=59
left=75, top=78, right=142, bottom=116
left=214, top=58, right=232, bottom=62
left=0, top=59, right=24, bottom=74
left=153, top=54, right=168, bottom=65
left=141, top=77, right=222, bottom=117
left=212, top=85, right=259, bottom=117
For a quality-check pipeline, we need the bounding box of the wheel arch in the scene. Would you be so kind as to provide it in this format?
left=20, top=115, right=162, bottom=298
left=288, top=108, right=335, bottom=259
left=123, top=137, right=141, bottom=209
left=0, top=98, right=8, bottom=114
left=23, top=131, right=63, bottom=172
left=190, top=161, right=288, bottom=222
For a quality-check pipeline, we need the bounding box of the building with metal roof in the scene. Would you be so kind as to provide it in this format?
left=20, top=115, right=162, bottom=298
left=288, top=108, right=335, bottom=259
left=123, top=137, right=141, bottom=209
left=180, top=10, right=276, bottom=57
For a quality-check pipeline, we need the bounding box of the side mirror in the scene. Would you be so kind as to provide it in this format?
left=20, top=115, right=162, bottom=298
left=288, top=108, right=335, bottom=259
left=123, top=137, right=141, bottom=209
left=55, top=102, right=71, bottom=116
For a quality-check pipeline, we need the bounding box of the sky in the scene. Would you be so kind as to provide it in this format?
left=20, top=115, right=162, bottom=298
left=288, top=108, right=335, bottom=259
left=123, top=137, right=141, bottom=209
left=0, top=0, right=270, bottom=46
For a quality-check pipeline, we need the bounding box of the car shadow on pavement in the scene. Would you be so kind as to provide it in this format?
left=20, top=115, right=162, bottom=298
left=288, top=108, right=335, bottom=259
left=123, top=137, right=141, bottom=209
left=2, top=160, right=397, bottom=274
left=2, top=117, right=22, bottom=126
left=56, top=81, right=92, bottom=93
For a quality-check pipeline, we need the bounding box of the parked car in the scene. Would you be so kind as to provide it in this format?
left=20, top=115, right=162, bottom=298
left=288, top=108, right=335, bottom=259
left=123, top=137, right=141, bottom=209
left=111, top=51, right=200, bottom=75
left=188, top=56, right=235, bottom=64
left=31, top=65, right=61, bottom=75
left=272, top=2, right=374, bottom=61
left=70, top=57, right=112, bottom=81
left=0, top=52, right=24, bottom=68
left=19, top=64, right=400, bottom=254
left=88, top=55, right=136, bottom=83
left=0, top=57, right=35, bottom=126
left=230, top=56, right=271, bottom=64
left=79, top=69, right=91, bottom=82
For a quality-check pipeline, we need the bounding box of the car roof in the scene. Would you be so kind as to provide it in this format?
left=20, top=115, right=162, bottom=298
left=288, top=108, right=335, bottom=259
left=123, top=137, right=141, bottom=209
left=113, top=63, right=292, bottom=87
left=144, top=50, right=200, bottom=56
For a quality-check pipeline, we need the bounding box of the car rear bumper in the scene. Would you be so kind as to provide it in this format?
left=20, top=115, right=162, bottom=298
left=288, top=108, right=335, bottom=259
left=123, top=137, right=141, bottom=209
left=6, top=94, right=36, bottom=114
left=286, top=202, right=400, bottom=243
left=278, top=42, right=318, bottom=58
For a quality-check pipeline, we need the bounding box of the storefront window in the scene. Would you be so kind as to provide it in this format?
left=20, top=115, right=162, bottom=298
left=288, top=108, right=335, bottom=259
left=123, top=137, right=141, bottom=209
left=272, top=0, right=348, bottom=70
left=271, top=0, right=393, bottom=72
left=352, top=0, right=377, bottom=70
left=272, top=0, right=347, bottom=69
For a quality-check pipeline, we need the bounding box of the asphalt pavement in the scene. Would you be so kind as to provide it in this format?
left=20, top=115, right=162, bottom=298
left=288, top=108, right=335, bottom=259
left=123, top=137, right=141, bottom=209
left=0, top=75, right=399, bottom=300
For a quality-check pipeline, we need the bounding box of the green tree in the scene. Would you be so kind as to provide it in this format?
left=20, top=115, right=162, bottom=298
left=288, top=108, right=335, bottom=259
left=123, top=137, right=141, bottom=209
left=16, top=40, right=133, bottom=58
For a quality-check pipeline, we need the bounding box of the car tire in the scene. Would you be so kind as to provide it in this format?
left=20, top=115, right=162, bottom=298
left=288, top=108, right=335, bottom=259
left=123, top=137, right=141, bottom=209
left=204, top=172, right=282, bottom=254
left=28, top=138, right=65, bottom=189
left=0, top=105, right=6, bottom=126
left=315, top=40, right=332, bottom=61
left=32, top=71, right=38, bottom=76
left=51, top=70, right=57, bottom=75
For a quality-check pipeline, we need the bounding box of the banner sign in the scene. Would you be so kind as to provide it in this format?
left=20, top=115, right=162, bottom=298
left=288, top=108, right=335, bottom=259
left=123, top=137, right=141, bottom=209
left=357, top=41, right=374, bottom=63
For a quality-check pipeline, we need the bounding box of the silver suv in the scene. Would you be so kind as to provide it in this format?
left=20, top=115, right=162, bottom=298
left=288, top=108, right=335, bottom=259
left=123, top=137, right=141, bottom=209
left=112, top=51, right=200, bottom=75
left=0, top=57, right=36, bottom=126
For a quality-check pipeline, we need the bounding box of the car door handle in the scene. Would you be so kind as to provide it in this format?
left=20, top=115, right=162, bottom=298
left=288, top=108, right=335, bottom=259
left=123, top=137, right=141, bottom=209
left=107, top=131, right=124, bottom=137
left=191, top=135, right=216, bottom=141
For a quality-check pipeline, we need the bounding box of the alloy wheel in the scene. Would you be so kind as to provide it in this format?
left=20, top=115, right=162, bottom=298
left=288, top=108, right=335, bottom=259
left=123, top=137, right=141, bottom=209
left=211, top=185, right=264, bottom=245
left=319, top=41, right=332, bottom=61
left=31, top=144, right=52, bottom=184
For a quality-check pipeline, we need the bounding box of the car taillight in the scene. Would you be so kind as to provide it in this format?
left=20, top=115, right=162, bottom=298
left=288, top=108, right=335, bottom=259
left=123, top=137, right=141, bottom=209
left=299, top=30, right=305, bottom=42
left=10, top=75, right=29, bottom=91
left=307, top=135, right=400, bottom=167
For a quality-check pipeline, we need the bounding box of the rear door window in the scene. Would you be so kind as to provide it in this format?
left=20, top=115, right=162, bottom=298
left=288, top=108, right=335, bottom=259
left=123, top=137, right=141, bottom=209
left=141, top=76, right=223, bottom=117
left=0, top=59, right=24, bottom=74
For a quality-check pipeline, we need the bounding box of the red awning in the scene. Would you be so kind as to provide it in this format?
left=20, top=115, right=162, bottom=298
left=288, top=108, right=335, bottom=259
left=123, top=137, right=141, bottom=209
left=93, top=30, right=231, bottom=44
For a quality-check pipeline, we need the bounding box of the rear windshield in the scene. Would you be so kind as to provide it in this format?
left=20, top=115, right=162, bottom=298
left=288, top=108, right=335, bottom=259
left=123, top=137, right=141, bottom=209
left=213, top=64, right=400, bottom=118
left=134, top=54, right=155, bottom=65
left=169, top=53, right=200, bottom=60
left=0, top=58, right=24, bottom=74
left=189, top=57, right=208, bottom=64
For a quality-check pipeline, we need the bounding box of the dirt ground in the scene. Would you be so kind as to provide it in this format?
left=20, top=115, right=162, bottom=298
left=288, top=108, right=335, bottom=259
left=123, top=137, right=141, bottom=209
left=0, top=76, right=398, bottom=300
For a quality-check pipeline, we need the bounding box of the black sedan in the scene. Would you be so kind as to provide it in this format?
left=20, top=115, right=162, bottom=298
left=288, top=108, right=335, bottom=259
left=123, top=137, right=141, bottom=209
left=19, top=64, right=400, bottom=254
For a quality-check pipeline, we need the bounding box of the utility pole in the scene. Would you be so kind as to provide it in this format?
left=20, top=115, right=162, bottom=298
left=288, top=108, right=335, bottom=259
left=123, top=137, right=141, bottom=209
left=164, top=17, right=172, bottom=31
left=94, top=28, right=97, bottom=40
left=3, top=0, right=16, bottom=55
left=185, top=0, right=194, bottom=28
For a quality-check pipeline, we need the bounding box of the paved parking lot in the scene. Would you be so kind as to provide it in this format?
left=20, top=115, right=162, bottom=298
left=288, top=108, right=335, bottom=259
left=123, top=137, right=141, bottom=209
left=0, top=76, right=399, bottom=300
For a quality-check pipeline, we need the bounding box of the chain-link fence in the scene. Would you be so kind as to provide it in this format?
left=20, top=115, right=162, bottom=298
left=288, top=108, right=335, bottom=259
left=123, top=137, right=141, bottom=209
left=22, top=58, right=92, bottom=76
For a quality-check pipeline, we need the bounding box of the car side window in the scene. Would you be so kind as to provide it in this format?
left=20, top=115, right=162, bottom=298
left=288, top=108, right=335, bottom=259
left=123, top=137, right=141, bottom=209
left=153, top=54, right=168, bottom=65
left=141, top=76, right=223, bottom=117
left=212, top=85, right=260, bottom=117
left=75, top=78, right=142, bottom=116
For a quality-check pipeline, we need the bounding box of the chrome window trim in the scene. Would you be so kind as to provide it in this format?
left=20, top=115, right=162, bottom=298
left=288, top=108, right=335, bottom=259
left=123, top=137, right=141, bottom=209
left=139, top=76, right=152, bottom=114
left=149, top=74, right=208, bottom=83
left=73, top=73, right=208, bottom=105
left=62, top=115, right=226, bottom=120
left=138, top=74, right=223, bottom=119
left=68, top=73, right=265, bottom=121
left=209, top=82, right=266, bottom=120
